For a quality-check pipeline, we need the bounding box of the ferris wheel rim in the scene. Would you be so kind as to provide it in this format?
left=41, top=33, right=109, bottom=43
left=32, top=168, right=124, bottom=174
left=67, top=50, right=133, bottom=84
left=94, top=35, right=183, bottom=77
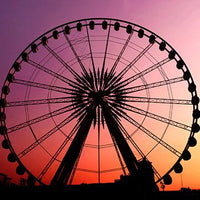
left=0, top=17, right=199, bottom=186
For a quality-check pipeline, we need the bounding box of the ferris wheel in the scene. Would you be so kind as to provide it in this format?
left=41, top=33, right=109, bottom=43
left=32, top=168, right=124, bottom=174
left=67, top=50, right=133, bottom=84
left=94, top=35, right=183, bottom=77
left=0, top=18, right=199, bottom=187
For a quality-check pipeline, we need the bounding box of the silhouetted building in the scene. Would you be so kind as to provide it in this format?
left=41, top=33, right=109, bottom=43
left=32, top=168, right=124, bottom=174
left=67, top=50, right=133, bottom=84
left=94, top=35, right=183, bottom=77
left=0, top=173, right=12, bottom=187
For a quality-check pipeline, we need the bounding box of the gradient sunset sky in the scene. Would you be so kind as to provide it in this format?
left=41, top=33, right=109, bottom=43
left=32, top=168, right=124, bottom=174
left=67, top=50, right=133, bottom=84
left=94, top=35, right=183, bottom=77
left=1, top=0, right=200, bottom=190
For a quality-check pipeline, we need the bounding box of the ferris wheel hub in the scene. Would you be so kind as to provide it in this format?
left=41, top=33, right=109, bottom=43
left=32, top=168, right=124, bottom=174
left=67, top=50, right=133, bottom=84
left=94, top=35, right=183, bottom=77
left=91, top=90, right=105, bottom=105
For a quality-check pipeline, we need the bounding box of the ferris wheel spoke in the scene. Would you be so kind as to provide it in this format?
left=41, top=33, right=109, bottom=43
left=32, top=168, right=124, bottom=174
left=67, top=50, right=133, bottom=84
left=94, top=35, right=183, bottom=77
left=27, top=59, right=88, bottom=93
left=151, top=163, right=162, bottom=181
left=109, top=105, right=182, bottom=157
left=63, top=33, right=89, bottom=78
left=105, top=111, right=128, bottom=175
left=38, top=119, right=82, bottom=181
left=107, top=114, right=162, bottom=181
left=17, top=118, right=73, bottom=159
left=108, top=31, right=134, bottom=80
left=101, top=102, right=139, bottom=175
left=116, top=76, right=184, bottom=95
left=114, top=57, right=171, bottom=90
left=110, top=133, right=127, bottom=176
left=97, top=106, right=101, bottom=183
left=44, top=45, right=78, bottom=78
left=100, top=20, right=111, bottom=90
left=13, top=79, right=74, bottom=95
left=51, top=105, right=95, bottom=185
left=26, top=59, right=73, bottom=85
left=114, top=115, right=145, bottom=158
left=6, top=97, right=73, bottom=107
left=119, top=43, right=154, bottom=77
left=119, top=102, right=191, bottom=131
left=85, top=22, right=98, bottom=90
left=44, top=45, right=92, bottom=90
left=124, top=96, right=192, bottom=105
left=17, top=104, right=88, bottom=159
left=108, top=43, right=154, bottom=89
left=7, top=103, right=75, bottom=133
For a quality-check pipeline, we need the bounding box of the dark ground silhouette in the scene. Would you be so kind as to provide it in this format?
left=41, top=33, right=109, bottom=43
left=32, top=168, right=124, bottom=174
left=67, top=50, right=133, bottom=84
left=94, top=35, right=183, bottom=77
left=1, top=184, right=200, bottom=200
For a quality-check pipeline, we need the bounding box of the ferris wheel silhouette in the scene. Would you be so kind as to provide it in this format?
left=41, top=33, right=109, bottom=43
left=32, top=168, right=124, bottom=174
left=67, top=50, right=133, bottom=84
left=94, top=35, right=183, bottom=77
left=0, top=18, right=199, bottom=188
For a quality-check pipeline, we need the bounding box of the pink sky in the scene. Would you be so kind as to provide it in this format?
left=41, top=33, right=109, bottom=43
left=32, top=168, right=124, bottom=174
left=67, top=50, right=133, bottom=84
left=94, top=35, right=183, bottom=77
left=1, top=0, right=200, bottom=190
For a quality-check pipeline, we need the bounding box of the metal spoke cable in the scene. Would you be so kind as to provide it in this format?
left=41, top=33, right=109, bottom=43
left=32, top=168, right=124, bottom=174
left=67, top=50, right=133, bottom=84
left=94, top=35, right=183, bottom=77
left=107, top=43, right=153, bottom=90
left=115, top=116, right=162, bottom=180
left=85, top=23, right=98, bottom=90
left=27, top=59, right=72, bottom=85
left=7, top=100, right=87, bottom=133
left=63, top=32, right=89, bottom=78
left=6, top=97, right=73, bottom=107
left=28, top=58, right=89, bottom=92
left=115, top=116, right=145, bottom=158
left=113, top=57, right=171, bottom=90
left=110, top=133, right=127, bottom=176
left=97, top=105, right=101, bottom=183
left=108, top=31, right=134, bottom=79
left=123, top=96, right=192, bottom=105
left=44, top=45, right=80, bottom=79
left=44, top=45, right=93, bottom=91
left=7, top=104, right=73, bottom=133
left=100, top=21, right=111, bottom=90
left=118, top=101, right=191, bottom=131
left=38, top=119, right=82, bottom=181
left=113, top=76, right=184, bottom=95
left=17, top=103, right=90, bottom=158
left=13, top=79, right=73, bottom=95
left=108, top=104, right=182, bottom=157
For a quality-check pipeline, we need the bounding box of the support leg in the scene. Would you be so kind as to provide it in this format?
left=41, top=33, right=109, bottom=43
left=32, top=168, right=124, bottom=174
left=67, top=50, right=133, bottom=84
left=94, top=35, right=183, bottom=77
left=51, top=107, right=95, bottom=186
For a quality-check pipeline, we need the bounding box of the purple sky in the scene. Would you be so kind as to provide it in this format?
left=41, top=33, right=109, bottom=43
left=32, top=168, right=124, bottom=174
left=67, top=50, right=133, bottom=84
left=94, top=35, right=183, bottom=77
left=1, top=0, right=200, bottom=87
left=1, top=0, right=200, bottom=190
